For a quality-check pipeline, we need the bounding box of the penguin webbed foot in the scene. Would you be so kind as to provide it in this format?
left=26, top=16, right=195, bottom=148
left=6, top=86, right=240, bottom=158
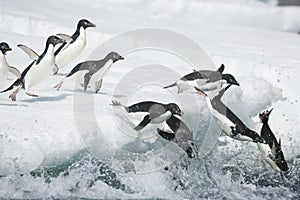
left=110, top=100, right=123, bottom=107
left=9, top=91, right=18, bottom=101
left=54, top=81, right=63, bottom=91
left=26, top=91, right=38, bottom=97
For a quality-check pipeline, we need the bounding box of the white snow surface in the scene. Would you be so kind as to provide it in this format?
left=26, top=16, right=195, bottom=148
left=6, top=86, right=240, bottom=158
left=0, top=0, right=300, bottom=198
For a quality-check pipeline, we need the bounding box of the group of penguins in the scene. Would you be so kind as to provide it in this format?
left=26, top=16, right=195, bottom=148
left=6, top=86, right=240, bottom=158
left=0, top=19, right=288, bottom=173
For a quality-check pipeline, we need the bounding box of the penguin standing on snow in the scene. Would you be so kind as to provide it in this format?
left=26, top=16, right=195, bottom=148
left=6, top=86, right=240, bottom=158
left=1, top=36, right=65, bottom=101
left=157, top=116, right=197, bottom=158
left=0, top=42, right=21, bottom=89
left=54, top=52, right=124, bottom=93
left=256, top=109, right=289, bottom=171
left=111, top=100, right=184, bottom=130
left=54, top=19, right=96, bottom=74
left=163, top=64, right=239, bottom=93
left=195, top=85, right=265, bottom=143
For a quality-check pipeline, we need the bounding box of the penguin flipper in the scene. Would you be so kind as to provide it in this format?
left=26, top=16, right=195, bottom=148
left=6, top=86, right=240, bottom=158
left=17, top=44, right=39, bottom=60
left=157, top=128, right=175, bottom=140
left=217, top=64, right=225, bottom=73
left=163, top=83, right=177, bottom=89
left=243, top=127, right=265, bottom=144
left=134, top=115, right=151, bottom=130
left=56, top=34, right=73, bottom=43
left=8, top=66, right=21, bottom=78
left=52, top=64, right=59, bottom=75
left=95, top=79, right=103, bottom=93
left=83, top=73, right=92, bottom=91
left=1, top=78, right=22, bottom=93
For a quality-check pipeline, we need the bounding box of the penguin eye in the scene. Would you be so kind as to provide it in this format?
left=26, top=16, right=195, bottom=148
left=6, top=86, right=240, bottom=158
left=112, top=55, right=117, bottom=58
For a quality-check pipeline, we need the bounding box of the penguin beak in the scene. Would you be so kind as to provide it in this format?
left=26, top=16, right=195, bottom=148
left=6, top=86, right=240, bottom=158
left=232, top=80, right=239, bottom=86
left=119, top=55, right=124, bottom=60
left=267, top=108, right=273, bottom=116
left=6, top=47, right=12, bottom=51
left=177, top=110, right=184, bottom=116
left=88, top=22, right=96, bottom=28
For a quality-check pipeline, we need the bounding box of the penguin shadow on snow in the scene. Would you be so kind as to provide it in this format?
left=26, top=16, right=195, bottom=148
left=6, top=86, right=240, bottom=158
left=0, top=102, right=27, bottom=107
left=20, top=93, right=71, bottom=103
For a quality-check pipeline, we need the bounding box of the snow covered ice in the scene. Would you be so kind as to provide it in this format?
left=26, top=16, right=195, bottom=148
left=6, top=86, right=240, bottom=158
left=0, top=0, right=300, bottom=199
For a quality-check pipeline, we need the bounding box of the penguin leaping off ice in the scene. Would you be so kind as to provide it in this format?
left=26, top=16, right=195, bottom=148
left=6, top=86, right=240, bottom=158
left=54, top=52, right=124, bottom=93
left=54, top=19, right=96, bottom=74
left=0, top=42, right=21, bottom=89
left=1, top=36, right=65, bottom=101
left=163, top=64, right=239, bottom=93
left=195, top=85, right=265, bottom=143
left=256, top=109, right=289, bottom=172
left=157, top=116, right=197, bottom=158
left=111, top=100, right=184, bottom=131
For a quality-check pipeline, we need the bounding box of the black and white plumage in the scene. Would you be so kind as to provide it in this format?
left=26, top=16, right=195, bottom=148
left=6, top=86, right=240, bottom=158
left=195, top=85, right=265, bottom=143
left=54, top=52, right=124, bottom=93
left=164, top=64, right=239, bottom=93
left=54, top=19, right=96, bottom=74
left=256, top=109, right=289, bottom=171
left=1, top=36, right=65, bottom=101
left=157, top=116, right=197, bottom=158
left=111, top=100, right=183, bottom=131
left=0, top=42, right=21, bottom=89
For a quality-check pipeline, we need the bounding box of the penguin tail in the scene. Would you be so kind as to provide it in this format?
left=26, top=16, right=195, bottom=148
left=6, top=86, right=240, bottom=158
left=163, top=83, right=177, bottom=89
left=1, top=79, right=22, bottom=93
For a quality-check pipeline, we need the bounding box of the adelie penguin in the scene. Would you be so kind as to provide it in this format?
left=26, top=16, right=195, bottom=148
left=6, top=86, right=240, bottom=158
left=256, top=109, right=289, bottom=172
left=0, top=42, right=21, bottom=89
left=111, top=100, right=183, bottom=130
left=157, top=116, right=197, bottom=158
left=1, top=36, right=65, bottom=101
left=163, top=64, right=239, bottom=93
left=54, top=52, right=124, bottom=93
left=195, top=85, right=265, bottom=143
left=54, top=19, right=96, bottom=74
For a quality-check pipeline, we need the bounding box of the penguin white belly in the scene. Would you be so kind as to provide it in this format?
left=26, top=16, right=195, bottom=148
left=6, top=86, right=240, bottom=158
left=0, top=65, right=8, bottom=88
left=55, top=29, right=86, bottom=68
left=197, top=80, right=226, bottom=91
left=151, top=111, right=172, bottom=124
left=255, top=123, right=280, bottom=171
left=176, top=80, right=199, bottom=93
left=89, top=60, right=113, bottom=84
left=213, top=111, right=235, bottom=137
left=25, top=49, right=55, bottom=89
left=0, top=55, right=9, bottom=88
left=257, top=142, right=280, bottom=171
left=25, top=62, right=53, bottom=89
left=129, top=112, right=149, bottom=122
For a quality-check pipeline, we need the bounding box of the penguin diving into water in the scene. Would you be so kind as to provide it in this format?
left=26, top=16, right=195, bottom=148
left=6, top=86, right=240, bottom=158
left=256, top=109, right=289, bottom=172
left=1, top=36, right=65, bottom=101
left=195, top=85, right=265, bottom=143
left=0, top=42, right=21, bottom=89
left=54, top=52, right=124, bottom=93
left=111, top=100, right=184, bottom=131
left=163, top=64, right=239, bottom=93
left=54, top=19, right=96, bottom=74
left=157, top=116, right=197, bottom=158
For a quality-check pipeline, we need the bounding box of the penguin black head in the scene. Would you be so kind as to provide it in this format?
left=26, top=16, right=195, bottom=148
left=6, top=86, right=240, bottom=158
left=166, top=103, right=183, bottom=116
left=78, top=19, right=96, bottom=29
left=47, top=36, right=65, bottom=47
left=0, top=42, right=12, bottom=55
left=222, top=74, right=239, bottom=86
left=259, top=109, right=273, bottom=124
left=106, top=52, right=124, bottom=63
